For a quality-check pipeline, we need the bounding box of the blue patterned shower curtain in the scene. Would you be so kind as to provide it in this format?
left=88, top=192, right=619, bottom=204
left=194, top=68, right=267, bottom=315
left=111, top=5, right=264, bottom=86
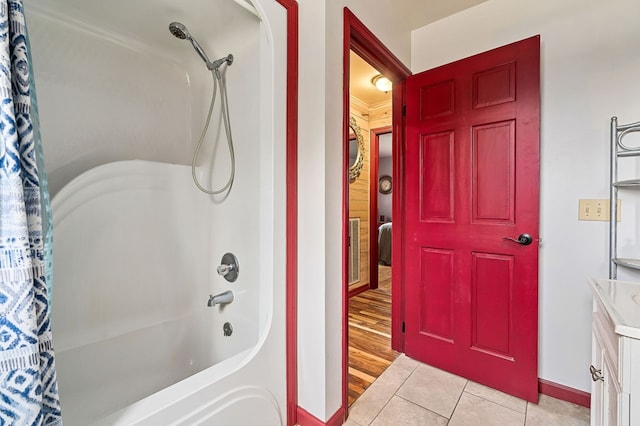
left=0, top=0, right=62, bottom=424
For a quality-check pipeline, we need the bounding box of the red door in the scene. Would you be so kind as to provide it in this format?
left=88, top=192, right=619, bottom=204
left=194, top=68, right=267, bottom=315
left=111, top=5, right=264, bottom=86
left=404, top=36, right=540, bottom=402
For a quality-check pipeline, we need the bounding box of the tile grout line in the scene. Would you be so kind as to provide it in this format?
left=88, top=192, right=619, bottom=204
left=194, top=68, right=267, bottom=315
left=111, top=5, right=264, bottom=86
left=393, top=393, right=449, bottom=423
left=446, top=379, right=469, bottom=424
left=367, top=393, right=394, bottom=425
left=463, top=389, right=529, bottom=416
left=364, top=358, right=420, bottom=425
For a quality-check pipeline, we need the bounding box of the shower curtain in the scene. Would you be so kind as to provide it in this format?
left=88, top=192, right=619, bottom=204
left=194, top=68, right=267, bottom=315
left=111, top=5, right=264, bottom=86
left=0, top=0, right=62, bottom=424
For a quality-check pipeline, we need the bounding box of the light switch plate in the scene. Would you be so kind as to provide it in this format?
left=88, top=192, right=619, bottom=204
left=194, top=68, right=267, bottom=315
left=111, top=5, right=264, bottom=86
left=578, top=199, right=621, bottom=221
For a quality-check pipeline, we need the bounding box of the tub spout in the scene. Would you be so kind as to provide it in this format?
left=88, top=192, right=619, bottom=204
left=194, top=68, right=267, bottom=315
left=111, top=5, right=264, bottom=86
left=208, top=290, right=234, bottom=307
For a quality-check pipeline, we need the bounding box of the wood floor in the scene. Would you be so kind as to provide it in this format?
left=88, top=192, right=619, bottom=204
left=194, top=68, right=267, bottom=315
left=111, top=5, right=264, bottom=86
left=348, top=265, right=398, bottom=406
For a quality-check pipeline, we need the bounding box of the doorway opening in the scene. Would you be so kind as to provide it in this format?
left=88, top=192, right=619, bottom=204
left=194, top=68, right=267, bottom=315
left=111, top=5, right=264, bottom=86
left=346, top=50, right=397, bottom=406
left=342, top=8, right=411, bottom=412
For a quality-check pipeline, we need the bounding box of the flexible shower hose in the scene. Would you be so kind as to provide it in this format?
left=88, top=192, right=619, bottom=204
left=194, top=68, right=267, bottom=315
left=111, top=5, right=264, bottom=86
left=191, top=66, right=235, bottom=194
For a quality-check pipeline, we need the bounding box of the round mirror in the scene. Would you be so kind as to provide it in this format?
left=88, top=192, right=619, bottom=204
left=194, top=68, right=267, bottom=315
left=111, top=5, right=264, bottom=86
left=349, top=115, right=365, bottom=182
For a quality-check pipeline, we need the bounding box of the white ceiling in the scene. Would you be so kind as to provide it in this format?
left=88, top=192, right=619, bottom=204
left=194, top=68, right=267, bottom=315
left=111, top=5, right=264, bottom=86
left=402, top=0, right=487, bottom=30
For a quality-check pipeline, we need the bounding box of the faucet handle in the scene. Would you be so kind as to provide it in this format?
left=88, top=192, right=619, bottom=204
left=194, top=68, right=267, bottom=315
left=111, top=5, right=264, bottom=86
left=217, top=253, right=239, bottom=282
left=217, top=264, right=233, bottom=276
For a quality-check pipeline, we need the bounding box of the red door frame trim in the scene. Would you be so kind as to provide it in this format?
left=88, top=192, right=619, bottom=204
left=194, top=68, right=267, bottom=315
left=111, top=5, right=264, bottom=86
left=369, top=125, right=392, bottom=291
left=273, top=0, right=298, bottom=425
left=343, top=7, right=411, bottom=415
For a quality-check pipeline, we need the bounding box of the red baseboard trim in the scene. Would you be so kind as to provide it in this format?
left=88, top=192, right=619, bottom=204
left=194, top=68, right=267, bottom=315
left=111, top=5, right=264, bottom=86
left=325, top=407, right=346, bottom=426
left=348, top=283, right=370, bottom=298
left=296, top=406, right=345, bottom=426
left=538, top=379, right=590, bottom=408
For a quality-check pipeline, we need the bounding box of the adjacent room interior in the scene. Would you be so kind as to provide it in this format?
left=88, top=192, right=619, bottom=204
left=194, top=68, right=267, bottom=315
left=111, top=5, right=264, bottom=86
left=347, top=50, right=397, bottom=406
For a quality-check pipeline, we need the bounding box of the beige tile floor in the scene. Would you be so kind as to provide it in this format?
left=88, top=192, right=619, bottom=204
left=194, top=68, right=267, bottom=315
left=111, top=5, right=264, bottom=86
left=345, top=355, right=590, bottom=426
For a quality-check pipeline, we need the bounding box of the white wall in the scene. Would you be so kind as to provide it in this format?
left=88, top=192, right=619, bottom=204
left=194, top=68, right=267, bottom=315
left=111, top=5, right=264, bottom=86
left=25, top=0, right=260, bottom=197
left=26, top=9, right=191, bottom=196
left=378, top=156, right=392, bottom=221
left=297, top=0, right=411, bottom=421
left=297, top=1, right=330, bottom=419
left=378, top=132, right=393, bottom=221
left=411, top=0, right=640, bottom=392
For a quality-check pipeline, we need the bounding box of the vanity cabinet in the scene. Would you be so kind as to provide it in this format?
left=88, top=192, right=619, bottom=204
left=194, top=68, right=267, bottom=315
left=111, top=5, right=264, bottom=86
left=590, top=278, right=640, bottom=425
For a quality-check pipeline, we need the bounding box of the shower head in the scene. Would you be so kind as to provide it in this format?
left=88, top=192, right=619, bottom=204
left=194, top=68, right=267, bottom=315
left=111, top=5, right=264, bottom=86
left=169, top=22, right=234, bottom=72
left=168, top=22, right=189, bottom=40
left=168, top=21, right=212, bottom=66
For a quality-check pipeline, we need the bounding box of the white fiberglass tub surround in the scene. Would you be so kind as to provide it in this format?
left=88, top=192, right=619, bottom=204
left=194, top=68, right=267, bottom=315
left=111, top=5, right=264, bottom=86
left=29, top=0, right=288, bottom=424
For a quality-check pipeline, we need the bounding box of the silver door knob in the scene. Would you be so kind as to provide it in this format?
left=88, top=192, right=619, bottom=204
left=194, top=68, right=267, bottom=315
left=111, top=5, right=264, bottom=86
left=502, top=233, right=533, bottom=246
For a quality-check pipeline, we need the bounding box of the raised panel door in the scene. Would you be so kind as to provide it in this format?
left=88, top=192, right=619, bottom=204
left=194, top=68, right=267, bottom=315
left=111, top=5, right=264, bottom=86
left=404, top=36, right=540, bottom=402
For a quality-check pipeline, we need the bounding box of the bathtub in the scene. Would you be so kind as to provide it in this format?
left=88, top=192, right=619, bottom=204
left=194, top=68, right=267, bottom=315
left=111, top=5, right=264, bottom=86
left=51, top=160, right=285, bottom=424
left=33, top=0, right=289, bottom=423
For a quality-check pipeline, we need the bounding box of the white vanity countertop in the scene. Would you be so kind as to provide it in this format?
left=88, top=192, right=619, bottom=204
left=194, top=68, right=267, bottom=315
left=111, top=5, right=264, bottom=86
left=590, top=278, right=640, bottom=339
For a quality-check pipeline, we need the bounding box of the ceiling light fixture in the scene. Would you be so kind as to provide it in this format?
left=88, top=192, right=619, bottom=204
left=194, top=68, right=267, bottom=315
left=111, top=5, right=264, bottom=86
left=371, top=74, right=392, bottom=93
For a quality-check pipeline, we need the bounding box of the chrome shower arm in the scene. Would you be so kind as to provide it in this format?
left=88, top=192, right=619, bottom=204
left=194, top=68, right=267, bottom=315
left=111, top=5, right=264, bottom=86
left=206, top=54, right=234, bottom=71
